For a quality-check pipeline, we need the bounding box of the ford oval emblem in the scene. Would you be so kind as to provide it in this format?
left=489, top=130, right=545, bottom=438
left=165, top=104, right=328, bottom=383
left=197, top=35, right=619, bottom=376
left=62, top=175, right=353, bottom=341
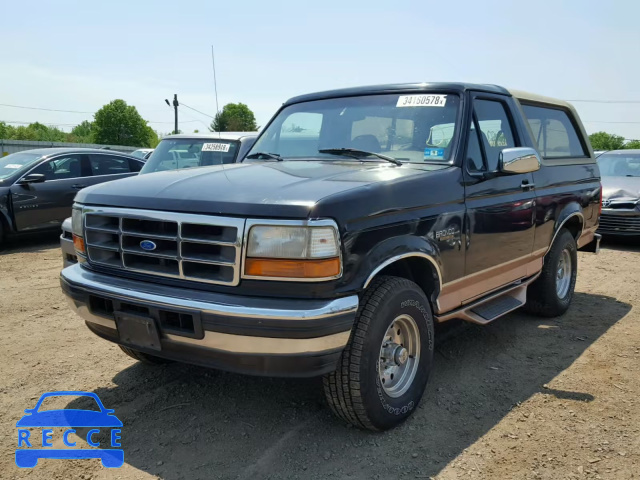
left=140, top=240, right=157, bottom=251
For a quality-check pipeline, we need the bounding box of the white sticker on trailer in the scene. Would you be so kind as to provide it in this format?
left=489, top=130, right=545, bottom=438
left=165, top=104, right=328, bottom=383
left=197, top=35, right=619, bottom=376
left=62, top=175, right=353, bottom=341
left=396, top=95, right=447, bottom=107
left=202, top=143, right=231, bottom=152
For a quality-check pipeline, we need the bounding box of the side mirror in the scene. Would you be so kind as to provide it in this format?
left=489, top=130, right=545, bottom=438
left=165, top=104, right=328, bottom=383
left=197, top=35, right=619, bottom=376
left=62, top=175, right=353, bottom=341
left=499, top=147, right=541, bottom=174
left=18, top=173, right=46, bottom=184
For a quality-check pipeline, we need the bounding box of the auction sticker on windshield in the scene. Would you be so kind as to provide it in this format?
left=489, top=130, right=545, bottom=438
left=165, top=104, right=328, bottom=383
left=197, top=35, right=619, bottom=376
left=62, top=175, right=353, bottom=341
left=396, top=95, right=447, bottom=107
left=202, top=143, right=231, bottom=152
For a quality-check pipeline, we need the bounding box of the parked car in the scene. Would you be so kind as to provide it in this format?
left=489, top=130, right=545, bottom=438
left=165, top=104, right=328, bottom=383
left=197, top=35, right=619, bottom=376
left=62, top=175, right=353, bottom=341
left=130, top=148, right=154, bottom=160
left=139, top=132, right=257, bottom=173
left=59, top=133, right=258, bottom=265
left=0, top=148, right=144, bottom=245
left=61, top=83, right=600, bottom=430
left=596, top=149, right=640, bottom=236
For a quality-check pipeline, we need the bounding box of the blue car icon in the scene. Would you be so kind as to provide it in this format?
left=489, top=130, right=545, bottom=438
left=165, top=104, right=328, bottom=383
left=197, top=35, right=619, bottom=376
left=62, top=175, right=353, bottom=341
left=15, top=391, right=123, bottom=468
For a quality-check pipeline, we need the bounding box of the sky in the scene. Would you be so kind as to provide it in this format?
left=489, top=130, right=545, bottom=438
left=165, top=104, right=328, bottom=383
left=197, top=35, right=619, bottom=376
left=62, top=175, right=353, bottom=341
left=1, top=0, right=639, bottom=140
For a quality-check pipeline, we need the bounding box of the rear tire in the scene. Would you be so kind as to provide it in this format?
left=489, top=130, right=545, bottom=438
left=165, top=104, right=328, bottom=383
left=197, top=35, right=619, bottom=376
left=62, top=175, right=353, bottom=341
left=525, top=228, right=578, bottom=317
left=119, top=345, right=172, bottom=365
left=323, top=276, right=434, bottom=431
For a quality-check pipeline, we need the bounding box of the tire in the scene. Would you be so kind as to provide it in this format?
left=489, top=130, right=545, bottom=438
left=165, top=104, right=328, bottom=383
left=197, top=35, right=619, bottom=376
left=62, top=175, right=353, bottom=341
left=118, top=345, right=172, bottom=365
left=323, top=276, right=434, bottom=431
left=525, top=228, right=578, bottom=317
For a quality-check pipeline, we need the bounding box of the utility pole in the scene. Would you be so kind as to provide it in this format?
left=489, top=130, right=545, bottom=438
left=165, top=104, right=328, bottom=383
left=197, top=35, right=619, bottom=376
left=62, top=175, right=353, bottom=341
left=172, top=94, right=179, bottom=134
left=165, top=94, right=179, bottom=134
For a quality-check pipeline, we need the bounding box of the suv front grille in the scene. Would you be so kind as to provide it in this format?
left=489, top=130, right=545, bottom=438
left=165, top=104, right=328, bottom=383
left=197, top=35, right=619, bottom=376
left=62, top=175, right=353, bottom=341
left=84, top=208, right=245, bottom=286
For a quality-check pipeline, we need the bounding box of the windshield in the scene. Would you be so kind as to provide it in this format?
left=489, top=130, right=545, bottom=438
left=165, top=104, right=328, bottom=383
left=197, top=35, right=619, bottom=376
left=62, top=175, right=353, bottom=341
left=247, top=93, right=461, bottom=164
left=140, top=139, right=240, bottom=174
left=0, top=152, right=42, bottom=180
left=597, top=153, right=640, bottom=177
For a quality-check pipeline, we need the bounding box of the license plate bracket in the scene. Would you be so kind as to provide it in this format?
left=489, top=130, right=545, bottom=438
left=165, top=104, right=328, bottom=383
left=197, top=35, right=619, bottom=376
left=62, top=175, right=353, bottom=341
left=115, top=311, right=161, bottom=351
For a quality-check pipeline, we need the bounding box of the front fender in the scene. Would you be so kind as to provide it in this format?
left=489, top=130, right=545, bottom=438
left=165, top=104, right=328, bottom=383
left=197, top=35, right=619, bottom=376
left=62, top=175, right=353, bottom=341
left=351, top=234, right=443, bottom=292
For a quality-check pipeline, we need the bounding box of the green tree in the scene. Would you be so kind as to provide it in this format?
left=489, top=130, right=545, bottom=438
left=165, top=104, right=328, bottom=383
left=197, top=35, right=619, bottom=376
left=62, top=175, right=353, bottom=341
left=0, top=121, right=16, bottom=139
left=589, top=131, right=625, bottom=151
left=624, top=140, right=640, bottom=149
left=69, top=120, right=94, bottom=143
left=146, top=127, right=161, bottom=148
left=10, top=122, right=67, bottom=142
left=209, top=103, right=258, bottom=132
left=93, top=99, right=154, bottom=147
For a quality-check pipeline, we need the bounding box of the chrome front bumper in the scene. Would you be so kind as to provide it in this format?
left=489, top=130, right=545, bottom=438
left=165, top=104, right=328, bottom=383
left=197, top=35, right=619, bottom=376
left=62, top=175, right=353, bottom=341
left=60, top=264, right=358, bottom=377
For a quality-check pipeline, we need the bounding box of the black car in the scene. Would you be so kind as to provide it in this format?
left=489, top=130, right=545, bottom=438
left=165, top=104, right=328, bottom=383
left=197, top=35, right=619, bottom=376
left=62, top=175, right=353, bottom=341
left=62, top=83, right=600, bottom=430
left=0, top=148, right=144, bottom=243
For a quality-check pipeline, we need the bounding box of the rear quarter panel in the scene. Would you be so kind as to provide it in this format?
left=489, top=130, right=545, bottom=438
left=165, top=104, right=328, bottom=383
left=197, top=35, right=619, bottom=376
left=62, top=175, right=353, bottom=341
left=531, top=163, right=601, bottom=252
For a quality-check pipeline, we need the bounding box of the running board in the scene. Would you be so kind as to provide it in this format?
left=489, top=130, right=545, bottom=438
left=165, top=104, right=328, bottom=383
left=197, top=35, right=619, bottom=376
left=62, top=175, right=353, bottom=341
left=435, top=274, right=539, bottom=325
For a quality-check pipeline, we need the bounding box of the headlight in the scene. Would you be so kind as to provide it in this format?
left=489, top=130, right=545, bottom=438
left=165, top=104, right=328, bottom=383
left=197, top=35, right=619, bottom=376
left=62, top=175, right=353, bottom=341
left=71, top=205, right=84, bottom=236
left=71, top=205, right=86, bottom=255
left=244, top=222, right=341, bottom=280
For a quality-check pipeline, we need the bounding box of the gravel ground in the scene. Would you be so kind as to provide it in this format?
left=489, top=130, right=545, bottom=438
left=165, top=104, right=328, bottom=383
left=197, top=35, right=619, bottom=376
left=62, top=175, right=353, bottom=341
left=0, top=233, right=638, bottom=480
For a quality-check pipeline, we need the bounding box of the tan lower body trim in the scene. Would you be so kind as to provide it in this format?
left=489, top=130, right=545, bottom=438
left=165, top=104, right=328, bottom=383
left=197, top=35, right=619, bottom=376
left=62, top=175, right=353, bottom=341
left=165, top=330, right=350, bottom=355
left=437, top=249, right=546, bottom=313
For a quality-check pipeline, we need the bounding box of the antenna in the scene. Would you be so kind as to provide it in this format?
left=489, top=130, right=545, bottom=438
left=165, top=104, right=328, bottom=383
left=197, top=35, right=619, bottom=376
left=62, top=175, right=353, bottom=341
left=211, top=45, right=220, bottom=137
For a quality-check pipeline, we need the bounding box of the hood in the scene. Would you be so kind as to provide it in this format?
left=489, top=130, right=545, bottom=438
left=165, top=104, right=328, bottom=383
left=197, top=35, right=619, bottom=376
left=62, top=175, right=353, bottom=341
left=75, top=161, right=446, bottom=218
left=601, top=176, right=640, bottom=202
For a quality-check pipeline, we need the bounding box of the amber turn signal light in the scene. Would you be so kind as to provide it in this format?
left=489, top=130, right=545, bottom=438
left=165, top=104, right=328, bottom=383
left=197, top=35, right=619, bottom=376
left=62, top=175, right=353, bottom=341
left=245, top=257, right=340, bottom=279
left=73, top=234, right=86, bottom=254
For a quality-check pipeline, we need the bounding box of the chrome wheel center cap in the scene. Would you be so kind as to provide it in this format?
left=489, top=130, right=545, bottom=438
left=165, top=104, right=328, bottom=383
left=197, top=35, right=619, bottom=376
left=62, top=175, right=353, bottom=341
left=394, top=346, right=409, bottom=366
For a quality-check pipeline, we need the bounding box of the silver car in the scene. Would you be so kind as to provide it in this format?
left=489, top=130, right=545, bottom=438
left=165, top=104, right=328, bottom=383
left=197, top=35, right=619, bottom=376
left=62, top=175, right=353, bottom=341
left=597, top=150, right=640, bottom=236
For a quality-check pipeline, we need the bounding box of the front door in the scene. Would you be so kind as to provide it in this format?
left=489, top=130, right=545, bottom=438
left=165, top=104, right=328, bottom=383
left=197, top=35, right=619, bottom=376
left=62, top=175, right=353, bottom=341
left=11, top=154, right=92, bottom=231
left=461, top=94, right=537, bottom=302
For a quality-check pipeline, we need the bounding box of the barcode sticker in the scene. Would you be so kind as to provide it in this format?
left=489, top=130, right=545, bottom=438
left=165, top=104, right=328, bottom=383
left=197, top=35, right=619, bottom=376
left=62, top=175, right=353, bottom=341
left=396, top=95, right=447, bottom=107
left=202, top=143, right=231, bottom=152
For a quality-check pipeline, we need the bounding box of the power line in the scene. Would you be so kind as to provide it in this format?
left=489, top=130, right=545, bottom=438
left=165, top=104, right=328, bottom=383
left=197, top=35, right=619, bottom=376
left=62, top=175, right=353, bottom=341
left=148, top=119, right=200, bottom=124
left=0, top=102, right=199, bottom=124
left=1, top=119, right=80, bottom=127
left=0, top=102, right=94, bottom=114
left=180, top=102, right=215, bottom=119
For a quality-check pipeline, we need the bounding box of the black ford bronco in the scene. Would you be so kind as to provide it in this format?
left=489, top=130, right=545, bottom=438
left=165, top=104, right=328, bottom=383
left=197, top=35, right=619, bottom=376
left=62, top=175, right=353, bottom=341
left=61, top=83, right=601, bottom=430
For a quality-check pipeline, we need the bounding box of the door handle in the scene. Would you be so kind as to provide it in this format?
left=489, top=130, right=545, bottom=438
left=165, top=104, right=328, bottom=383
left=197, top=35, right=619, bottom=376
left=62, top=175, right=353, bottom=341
left=521, top=180, right=534, bottom=191
left=72, top=184, right=87, bottom=190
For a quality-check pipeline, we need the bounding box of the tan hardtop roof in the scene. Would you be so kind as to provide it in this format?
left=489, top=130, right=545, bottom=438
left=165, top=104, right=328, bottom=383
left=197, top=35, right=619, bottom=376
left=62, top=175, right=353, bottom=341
left=508, top=89, right=573, bottom=109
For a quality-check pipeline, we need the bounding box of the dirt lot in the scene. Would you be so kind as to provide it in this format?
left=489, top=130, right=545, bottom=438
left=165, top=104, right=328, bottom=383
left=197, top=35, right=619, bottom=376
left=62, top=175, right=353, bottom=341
left=0, top=234, right=638, bottom=480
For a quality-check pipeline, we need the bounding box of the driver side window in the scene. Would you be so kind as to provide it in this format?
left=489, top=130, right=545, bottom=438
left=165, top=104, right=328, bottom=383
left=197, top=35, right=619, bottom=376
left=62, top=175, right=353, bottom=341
left=473, top=100, right=517, bottom=171
left=30, top=155, right=89, bottom=181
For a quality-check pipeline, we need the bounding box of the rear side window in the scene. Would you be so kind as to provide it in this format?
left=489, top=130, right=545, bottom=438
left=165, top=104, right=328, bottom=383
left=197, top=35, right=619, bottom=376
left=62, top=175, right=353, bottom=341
left=90, top=154, right=134, bottom=176
left=521, top=104, right=587, bottom=159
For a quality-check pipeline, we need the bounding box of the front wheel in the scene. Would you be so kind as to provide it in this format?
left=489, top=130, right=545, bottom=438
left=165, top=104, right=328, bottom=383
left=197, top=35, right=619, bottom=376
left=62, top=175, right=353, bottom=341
left=323, top=276, right=434, bottom=431
left=525, top=228, right=578, bottom=317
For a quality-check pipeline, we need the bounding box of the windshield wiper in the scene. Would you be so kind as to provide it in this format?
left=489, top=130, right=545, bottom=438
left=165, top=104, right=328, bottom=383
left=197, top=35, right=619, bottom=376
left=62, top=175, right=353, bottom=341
left=319, top=148, right=402, bottom=166
left=246, top=152, right=283, bottom=161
